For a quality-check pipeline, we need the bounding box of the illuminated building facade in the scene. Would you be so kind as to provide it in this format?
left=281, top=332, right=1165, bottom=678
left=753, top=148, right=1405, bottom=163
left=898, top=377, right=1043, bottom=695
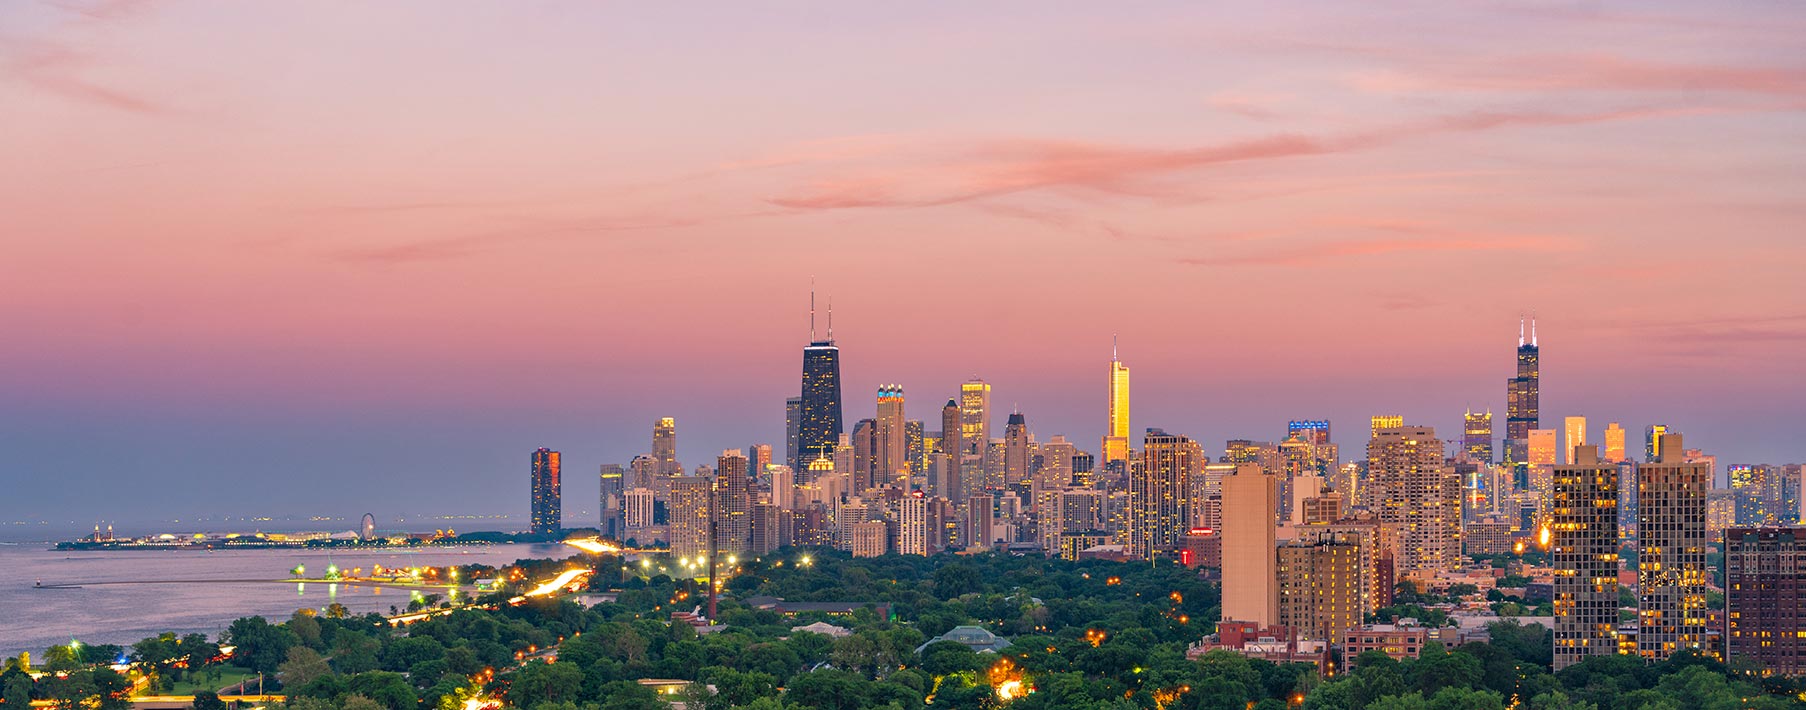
left=1604, top=423, right=1627, bottom=463
left=898, top=493, right=929, bottom=555
left=530, top=447, right=562, bottom=535
left=670, top=475, right=712, bottom=562
left=1105, top=340, right=1131, bottom=464
left=799, top=305, right=844, bottom=466
left=1724, top=527, right=1806, bottom=676
left=1277, top=533, right=1364, bottom=642
left=1463, top=410, right=1494, bottom=464
left=1636, top=433, right=1710, bottom=661
left=1368, top=426, right=1461, bottom=574
left=1222, top=463, right=1278, bottom=626
left=653, top=417, right=681, bottom=476
left=1644, top=425, right=1668, bottom=464
left=959, top=379, right=991, bottom=458
left=1004, top=411, right=1030, bottom=486
left=875, top=385, right=907, bottom=488
left=1505, top=317, right=1540, bottom=485
left=624, top=487, right=656, bottom=541
left=1134, top=429, right=1201, bottom=560
left=1563, top=416, right=1587, bottom=465
left=1552, top=445, right=1620, bottom=670
left=715, top=450, right=751, bottom=556
left=599, top=464, right=625, bottom=539
left=850, top=520, right=888, bottom=558
left=1370, top=415, right=1403, bottom=439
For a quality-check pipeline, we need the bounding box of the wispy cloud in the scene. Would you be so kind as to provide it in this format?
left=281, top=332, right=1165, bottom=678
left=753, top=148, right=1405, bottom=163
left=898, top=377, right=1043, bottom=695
left=329, top=209, right=786, bottom=265
left=4, top=0, right=165, bottom=114
left=1179, top=233, right=1573, bottom=267
left=1352, top=54, right=1806, bottom=100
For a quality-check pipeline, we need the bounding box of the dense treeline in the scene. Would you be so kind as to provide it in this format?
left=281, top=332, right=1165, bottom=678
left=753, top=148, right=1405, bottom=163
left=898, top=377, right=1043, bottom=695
left=3, top=549, right=1801, bottom=709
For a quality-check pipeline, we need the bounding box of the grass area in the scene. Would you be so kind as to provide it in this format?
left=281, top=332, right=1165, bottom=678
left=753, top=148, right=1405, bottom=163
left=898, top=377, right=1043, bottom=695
left=157, top=666, right=257, bottom=696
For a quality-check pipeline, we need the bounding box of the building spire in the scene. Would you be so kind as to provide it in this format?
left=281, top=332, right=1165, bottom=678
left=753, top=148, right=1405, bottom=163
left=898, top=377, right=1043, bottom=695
left=827, top=295, right=833, bottom=343
left=810, top=278, right=817, bottom=342
left=1113, top=334, right=1119, bottom=361
left=1518, top=314, right=1525, bottom=347
left=1531, top=312, right=1538, bottom=346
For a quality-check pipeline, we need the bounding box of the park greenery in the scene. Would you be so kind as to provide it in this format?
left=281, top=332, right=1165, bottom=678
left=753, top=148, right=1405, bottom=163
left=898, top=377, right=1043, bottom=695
left=3, top=548, right=1802, bottom=709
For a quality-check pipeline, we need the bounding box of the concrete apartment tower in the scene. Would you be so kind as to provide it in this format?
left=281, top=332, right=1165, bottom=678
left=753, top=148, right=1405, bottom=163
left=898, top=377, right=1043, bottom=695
left=1222, top=463, right=1279, bottom=627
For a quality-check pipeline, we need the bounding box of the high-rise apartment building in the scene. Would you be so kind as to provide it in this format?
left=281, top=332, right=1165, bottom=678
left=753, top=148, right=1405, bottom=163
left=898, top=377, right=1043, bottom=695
left=876, top=385, right=908, bottom=488
left=1603, top=423, right=1627, bottom=464
left=959, top=379, right=991, bottom=457
left=1636, top=433, right=1710, bottom=661
left=1370, top=415, right=1404, bottom=438
left=1133, top=429, right=1201, bottom=560
left=1222, top=463, right=1278, bottom=627
left=530, top=447, right=562, bottom=535
left=799, top=298, right=844, bottom=465
left=851, top=520, right=889, bottom=558
left=1105, top=340, right=1131, bottom=464
left=748, top=444, right=772, bottom=479
left=1463, top=410, right=1494, bottom=464
left=1368, top=426, right=1461, bottom=574
left=715, top=450, right=751, bottom=556
left=670, top=475, right=712, bottom=562
left=1278, top=534, right=1364, bottom=642
left=623, top=487, right=656, bottom=541
left=898, top=493, right=929, bottom=555
left=1562, top=417, right=1587, bottom=465
left=1506, top=317, right=1541, bottom=484
left=653, top=418, right=681, bottom=476
left=1724, top=527, right=1806, bottom=675
left=1551, top=445, right=1620, bottom=670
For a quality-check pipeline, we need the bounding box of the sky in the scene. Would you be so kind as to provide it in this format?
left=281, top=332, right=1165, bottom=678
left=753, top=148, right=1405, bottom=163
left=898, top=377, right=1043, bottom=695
left=2, top=1, right=1804, bottom=532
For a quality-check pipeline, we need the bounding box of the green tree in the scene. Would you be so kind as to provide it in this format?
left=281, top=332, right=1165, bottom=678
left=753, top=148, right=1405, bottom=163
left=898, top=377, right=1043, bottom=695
left=225, top=617, right=295, bottom=675
left=192, top=690, right=227, bottom=710
left=279, top=646, right=332, bottom=689
left=507, top=660, right=584, bottom=707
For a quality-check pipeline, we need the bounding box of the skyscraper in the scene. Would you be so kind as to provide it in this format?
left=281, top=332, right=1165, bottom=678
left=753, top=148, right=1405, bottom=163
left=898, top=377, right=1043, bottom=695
left=653, top=417, right=680, bottom=476
left=1462, top=409, right=1494, bottom=464
left=876, top=385, right=907, bottom=488
left=1603, top=422, right=1627, bottom=463
left=851, top=418, right=878, bottom=493
left=1551, top=445, right=1619, bottom=670
left=799, top=295, right=844, bottom=466
left=1368, top=426, right=1461, bottom=574
left=715, top=450, right=751, bottom=556
left=1004, top=411, right=1030, bottom=486
left=1222, top=463, right=1278, bottom=626
left=1563, top=416, right=1587, bottom=465
left=785, top=396, right=803, bottom=473
left=1506, top=316, right=1541, bottom=483
left=1133, top=429, right=1200, bottom=560
left=960, top=379, right=991, bottom=458
left=1104, top=339, right=1131, bottom=464
left=670, top=476, right=712, bottom=562
left=898, top=492, right=929, bottom=555
left=940, top=400, right=964, bottom=504
left=905, top=419, right=924, bottom=476
left=1636, top=432, right=1709, bottom=661
left=530, top=448, right=562, bottom=535
left=1644, top=424, right=1668, bottom=463
left=599, top=464, right=625, bottom=540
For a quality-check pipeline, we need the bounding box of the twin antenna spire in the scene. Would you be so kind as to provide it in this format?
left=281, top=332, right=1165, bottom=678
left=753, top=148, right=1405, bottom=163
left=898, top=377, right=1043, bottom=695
left=1518, top=313, right=1539, bottom=347
left=809, top=279, right=833, bottom=343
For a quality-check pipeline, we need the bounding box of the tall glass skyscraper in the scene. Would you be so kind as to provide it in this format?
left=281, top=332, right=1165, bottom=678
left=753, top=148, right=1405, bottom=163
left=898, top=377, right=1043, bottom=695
left=799, top=297, right=843, bottom=466
left=530, top=447, right=562, bottom=535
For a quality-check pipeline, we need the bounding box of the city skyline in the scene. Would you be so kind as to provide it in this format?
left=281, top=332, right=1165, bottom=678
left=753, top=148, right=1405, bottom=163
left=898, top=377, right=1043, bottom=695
left=4, top=0, right=1805, bottom=524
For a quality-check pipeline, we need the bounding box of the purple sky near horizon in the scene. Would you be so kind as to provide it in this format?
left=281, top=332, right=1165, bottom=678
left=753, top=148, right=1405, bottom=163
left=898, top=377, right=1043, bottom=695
left=2, top=1, right=1804, bottom=527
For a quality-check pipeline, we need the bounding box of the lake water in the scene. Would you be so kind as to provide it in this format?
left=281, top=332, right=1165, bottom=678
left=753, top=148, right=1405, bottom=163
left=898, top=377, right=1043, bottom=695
left=0, top=543, right=569, bottom=659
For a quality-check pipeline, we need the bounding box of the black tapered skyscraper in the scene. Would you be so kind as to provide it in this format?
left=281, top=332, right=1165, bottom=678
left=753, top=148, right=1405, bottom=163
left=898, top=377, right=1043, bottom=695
left=799, top=292, right=843, bottom=466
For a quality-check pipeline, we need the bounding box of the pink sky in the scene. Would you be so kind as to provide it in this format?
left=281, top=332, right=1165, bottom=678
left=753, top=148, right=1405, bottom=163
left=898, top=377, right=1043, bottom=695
left=2, top=1, right=1803, bottom=525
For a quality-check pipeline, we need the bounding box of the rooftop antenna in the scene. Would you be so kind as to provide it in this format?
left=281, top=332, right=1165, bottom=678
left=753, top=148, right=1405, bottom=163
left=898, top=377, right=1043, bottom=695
left=810, top=278, right=817, bottom=342
left=1531, top=312, right=1538, bottom=347
left=1113, top=334, right=1119, bottom=361
left=827, top=295, right=834, bottom=343
left=1518, top=314, right=1525, bottom=347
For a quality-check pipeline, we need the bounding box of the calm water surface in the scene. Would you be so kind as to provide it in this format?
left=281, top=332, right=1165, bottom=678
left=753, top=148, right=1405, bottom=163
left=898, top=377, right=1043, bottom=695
left=0, top=543, right=566, bottom=658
